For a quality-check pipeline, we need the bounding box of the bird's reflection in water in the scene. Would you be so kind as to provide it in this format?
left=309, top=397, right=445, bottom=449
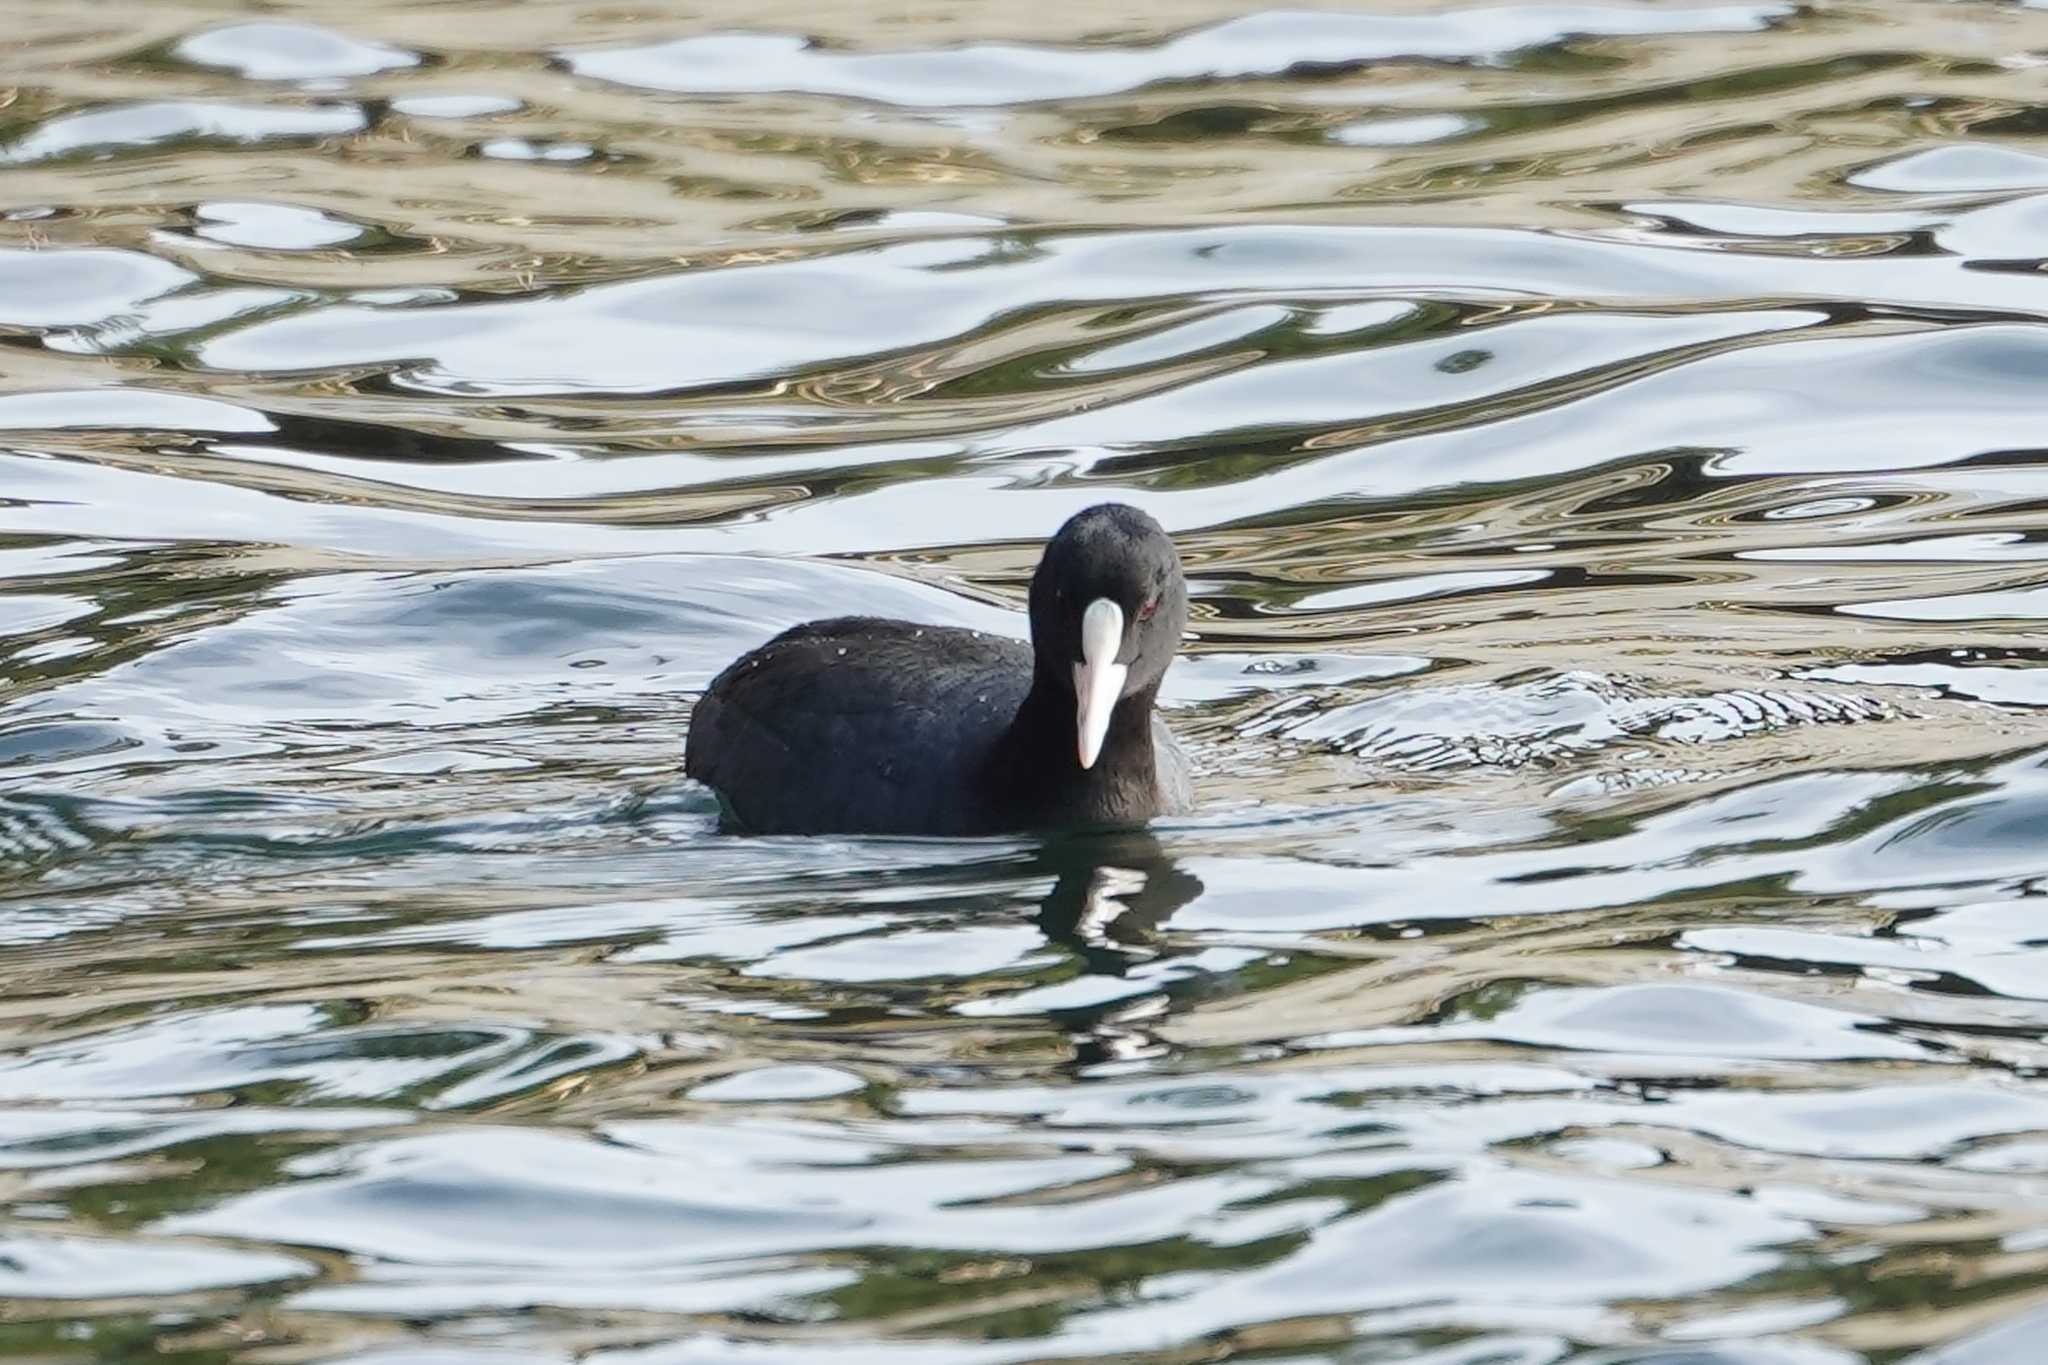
left=1029, top=830, right=1205, bottom=1071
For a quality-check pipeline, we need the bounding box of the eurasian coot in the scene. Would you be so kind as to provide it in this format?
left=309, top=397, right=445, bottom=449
left=685, top=503, right=1192, bottom=835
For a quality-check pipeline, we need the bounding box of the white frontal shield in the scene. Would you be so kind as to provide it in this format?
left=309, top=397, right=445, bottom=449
left=1073, top=598, right=1127, bottom=769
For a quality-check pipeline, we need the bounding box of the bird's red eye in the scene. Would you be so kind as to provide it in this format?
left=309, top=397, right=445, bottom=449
left=1137, top=596, right=1159, bottom=622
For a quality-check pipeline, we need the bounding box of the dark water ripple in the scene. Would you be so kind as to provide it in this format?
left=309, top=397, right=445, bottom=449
left=11, top=1, right=2048, bottom=1361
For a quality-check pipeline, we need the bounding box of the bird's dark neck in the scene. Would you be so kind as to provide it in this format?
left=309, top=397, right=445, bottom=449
left=990, top=675, right=1161, bottom=826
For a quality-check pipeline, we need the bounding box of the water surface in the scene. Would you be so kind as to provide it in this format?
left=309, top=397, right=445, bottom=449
left=8, top=0, right=2048, bottom=1360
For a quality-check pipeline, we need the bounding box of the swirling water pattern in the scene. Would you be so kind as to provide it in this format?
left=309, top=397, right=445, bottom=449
left=9, top=0, right=2048, bottom=1359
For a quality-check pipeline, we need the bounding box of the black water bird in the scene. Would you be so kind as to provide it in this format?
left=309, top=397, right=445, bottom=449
left=685, top=503, right=1193, bottom=835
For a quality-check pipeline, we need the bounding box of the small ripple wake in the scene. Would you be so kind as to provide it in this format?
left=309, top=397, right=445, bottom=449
left=1274, top=669, right=1901, bottom=772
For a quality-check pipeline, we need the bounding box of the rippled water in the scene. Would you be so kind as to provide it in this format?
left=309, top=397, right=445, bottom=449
left=15, top=0, right=2048, bottom=1359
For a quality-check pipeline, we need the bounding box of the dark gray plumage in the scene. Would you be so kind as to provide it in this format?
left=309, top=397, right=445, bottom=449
left=685, top=504, right=1193, bottom=835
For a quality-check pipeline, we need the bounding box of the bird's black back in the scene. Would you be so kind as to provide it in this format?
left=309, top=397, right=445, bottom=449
left=685, top=617, right=1035, bottom=835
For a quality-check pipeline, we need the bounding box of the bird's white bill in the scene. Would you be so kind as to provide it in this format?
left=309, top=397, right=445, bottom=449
left=1073, top=597, right=1128, bottom=770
